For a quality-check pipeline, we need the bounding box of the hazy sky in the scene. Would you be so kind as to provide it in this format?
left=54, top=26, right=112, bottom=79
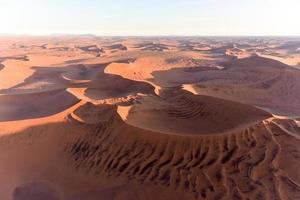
left=0, top=0, right=299, bottom=36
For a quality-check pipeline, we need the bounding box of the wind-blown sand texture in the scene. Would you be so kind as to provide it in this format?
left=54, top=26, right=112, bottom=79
left=0, top=36, right=299, bottom=200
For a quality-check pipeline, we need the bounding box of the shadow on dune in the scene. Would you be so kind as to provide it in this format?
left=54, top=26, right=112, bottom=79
left=0, top=89, right=80, bottom=122
left=134, top=42, right=170, bottom=52
left=4, top=62, right=154, bottom=96
left=13, top=181, right=61, bottom=200
left=0, top=62, right=154, bottom=121
left=64, top=58, right=89, bottom=64
left=123, top=88, right=271, bottom=135
left=103, top=44, right=127, bottom=51
left=84, top=65, right=154, bottom=100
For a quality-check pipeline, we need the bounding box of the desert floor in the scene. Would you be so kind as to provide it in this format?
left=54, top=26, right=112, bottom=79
left=0, top=36, right=299, bottom=200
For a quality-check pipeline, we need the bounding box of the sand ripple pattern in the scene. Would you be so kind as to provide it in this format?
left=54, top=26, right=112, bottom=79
left=65, top=110, right=300, bottom=200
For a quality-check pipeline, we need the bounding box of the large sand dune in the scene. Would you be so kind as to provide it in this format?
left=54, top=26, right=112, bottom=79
left=119, top=88, right=270, bottom=135
left=0, top=102, right=299, bottom=200
left=0, top=36, right=299, bottom=200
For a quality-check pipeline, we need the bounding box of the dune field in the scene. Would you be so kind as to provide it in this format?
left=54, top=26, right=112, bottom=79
left=0, top=36, right=299, bottom=200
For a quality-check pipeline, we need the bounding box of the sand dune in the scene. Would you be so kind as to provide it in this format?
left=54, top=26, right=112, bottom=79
left=120, top=89, right=270, bottom=135
left=0, top=102, right=299, bottom=199
left=0, top=36, right=299, bottom=200
left=151, top=55, right=300, bottom=116
left=0, top=89, right=79, bottom=121
left=105, top=51, right=219, bottom=83
left=0, top=59, right=34, bottom=90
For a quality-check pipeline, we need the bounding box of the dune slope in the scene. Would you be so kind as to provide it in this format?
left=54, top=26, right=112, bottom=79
left=0, top=102, right=299, bottom=200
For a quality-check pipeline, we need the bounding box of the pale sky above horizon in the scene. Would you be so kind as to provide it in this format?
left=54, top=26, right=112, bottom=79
left=0, top=0, right=299, bottom=36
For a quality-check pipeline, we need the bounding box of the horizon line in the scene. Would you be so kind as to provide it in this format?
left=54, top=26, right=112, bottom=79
left=1, top=33, right=300, bottom=38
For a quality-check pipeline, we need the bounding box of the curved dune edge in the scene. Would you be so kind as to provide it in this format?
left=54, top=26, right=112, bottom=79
left=257, top=53, right=300, bottom=67
left=0, top=89, right=80, bottom=122
left=0, top=100, right=85, bottom=136
left=150, top=55, right=300, bottom=117
left=0, top=102, right=299, bottom=199
left=182, top=84, right=198, bottom=95
left=0, top=59, right=34, bottom=90
left=61, top=75, right=92, bottom=84
left=65, top=103, right=300, bottom=199
left=183, top=81, right=300, bottom=118
left=117, top=89, right=271, bottom=136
